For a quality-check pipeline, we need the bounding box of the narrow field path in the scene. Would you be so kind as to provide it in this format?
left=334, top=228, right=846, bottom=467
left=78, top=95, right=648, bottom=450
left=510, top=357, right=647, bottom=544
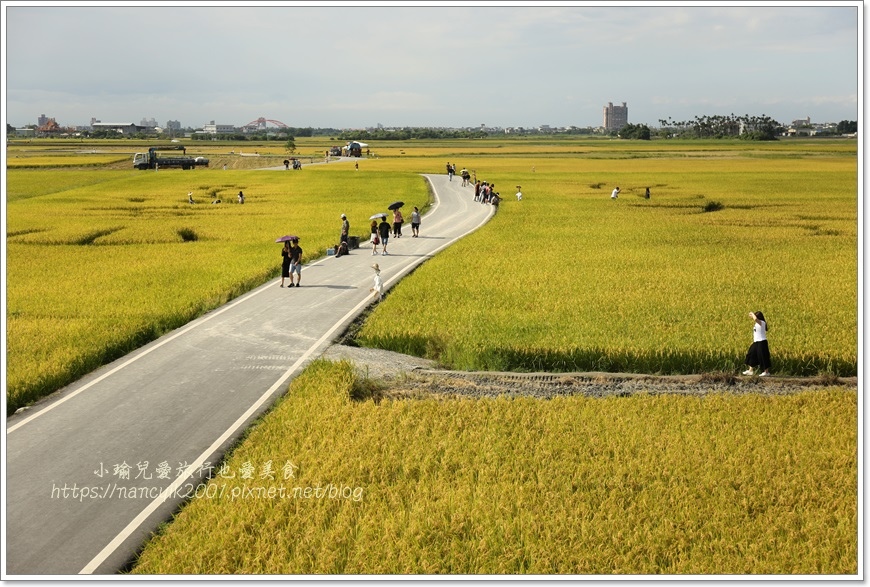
left=5, top=170, right=493, bottom=576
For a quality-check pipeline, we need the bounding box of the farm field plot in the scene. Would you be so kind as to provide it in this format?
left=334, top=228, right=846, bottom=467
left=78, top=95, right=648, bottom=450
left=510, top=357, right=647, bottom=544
left=4, top=138, right=858, bottom=412
left=5, top=156, right=430, bottom=413
left=355, top=147, right=858, bottom=377
left=131, top=359, right=857, bottom=575
left=5, top=138, right=858, bottom=576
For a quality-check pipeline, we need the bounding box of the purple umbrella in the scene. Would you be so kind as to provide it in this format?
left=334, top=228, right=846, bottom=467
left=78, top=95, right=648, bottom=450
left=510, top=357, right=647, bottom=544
left=275, top=235, right=299, bottom=242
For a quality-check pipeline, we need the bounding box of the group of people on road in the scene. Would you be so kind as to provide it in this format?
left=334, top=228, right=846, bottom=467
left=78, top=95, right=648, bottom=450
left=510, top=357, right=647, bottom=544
left=472, top=180, right=502, bottom=207
left=365, top=206, right=422, bottom=256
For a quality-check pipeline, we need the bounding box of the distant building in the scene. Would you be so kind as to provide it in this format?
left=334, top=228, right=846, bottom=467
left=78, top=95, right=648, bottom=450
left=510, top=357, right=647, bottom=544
left=38, top=114, right=50, bottom=127
left=140, top=117, right=159, bottom=128
left=36, top=117, right=62, bottom=136
left=603, top=102, right=628, bottom=131
left=91, top=122, right=140, bottom=136
left=202, top=121, right=236, bottom=135
left=791, top=116, right=811, bottom=127
left=165, top=120, right=182, bottom=132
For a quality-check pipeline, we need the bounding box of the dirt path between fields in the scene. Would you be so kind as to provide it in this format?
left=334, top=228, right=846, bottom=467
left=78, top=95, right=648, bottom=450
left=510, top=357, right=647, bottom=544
left=321, top=344, right=857, bottom=400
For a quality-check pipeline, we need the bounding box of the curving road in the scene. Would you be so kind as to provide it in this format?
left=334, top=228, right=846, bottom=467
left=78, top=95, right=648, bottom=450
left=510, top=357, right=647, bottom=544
left=4, top=172, right=493, bottom=576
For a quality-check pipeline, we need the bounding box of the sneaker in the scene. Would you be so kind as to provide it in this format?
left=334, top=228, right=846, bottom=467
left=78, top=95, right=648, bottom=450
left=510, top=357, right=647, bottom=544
left=742, top=369, right=753, bottom=376
left=288, top=283, right=294, bottom=288
left=759, top=372, right=770, bottom=377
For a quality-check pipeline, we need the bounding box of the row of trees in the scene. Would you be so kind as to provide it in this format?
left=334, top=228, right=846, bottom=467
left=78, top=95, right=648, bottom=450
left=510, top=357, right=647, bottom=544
left=655, top=114, right=784, bottom=140
left=337, top=128, right=488, bottom=141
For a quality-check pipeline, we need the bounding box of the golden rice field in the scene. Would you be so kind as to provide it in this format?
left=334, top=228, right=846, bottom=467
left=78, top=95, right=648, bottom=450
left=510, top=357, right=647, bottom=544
left=131, top=359, right=857, bottom=575
left=6, top=138, right=859, bottom=575
left=5, top=147, right=430, bottom=413
left=4, top=137, right=858, bottom=417
left=357, top=149, right=858, bottom=377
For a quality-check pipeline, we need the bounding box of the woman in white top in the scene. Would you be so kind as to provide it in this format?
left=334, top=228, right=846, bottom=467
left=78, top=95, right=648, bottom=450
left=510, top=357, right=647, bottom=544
left=370, top=264, right=384, bottom=300
left=742, top=311, right=771, bottom=376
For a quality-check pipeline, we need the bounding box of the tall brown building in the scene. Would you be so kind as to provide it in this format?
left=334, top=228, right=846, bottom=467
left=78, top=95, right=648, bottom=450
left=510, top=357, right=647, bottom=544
left=603, top=102, right=628, bottom=131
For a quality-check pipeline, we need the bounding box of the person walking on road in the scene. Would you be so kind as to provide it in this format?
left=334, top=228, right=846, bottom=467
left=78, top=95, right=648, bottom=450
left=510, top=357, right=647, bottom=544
left=393, top=207, right=404, bottom=238
left=743, top=311, right=771, bottom=376
left=288, top=238, right=303, bottom=287
left=378, top=216, right=391, bottom=255
left=410, top=206, right=421, bottom=237
left=280, top=241, right=291, bottom=287
left=370, top=263, right=384, bottom=301
left=370, top=219, right=381, bottom=255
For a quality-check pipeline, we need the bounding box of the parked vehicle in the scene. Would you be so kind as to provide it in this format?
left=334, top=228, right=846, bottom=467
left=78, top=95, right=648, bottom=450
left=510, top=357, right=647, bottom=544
left=133, top=146, right=209, bottom=170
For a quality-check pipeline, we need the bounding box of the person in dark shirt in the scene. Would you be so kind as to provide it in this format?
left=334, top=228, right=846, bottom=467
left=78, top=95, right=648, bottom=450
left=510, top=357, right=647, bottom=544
left=378, top=217, right=391, bottom=255
left=288, top=238, right=303, bottom=287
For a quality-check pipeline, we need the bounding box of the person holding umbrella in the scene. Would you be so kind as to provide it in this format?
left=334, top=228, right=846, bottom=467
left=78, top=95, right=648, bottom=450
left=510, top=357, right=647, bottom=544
left=280, top=240, right=291, bottom=287
left=369, top=216, right=381, bottom=256
left=388, top=201, right=404, bottom=238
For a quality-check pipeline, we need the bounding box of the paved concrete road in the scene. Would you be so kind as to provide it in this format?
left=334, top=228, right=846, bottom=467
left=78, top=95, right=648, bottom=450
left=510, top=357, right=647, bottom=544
left=4, top=173, right=493, bottom=576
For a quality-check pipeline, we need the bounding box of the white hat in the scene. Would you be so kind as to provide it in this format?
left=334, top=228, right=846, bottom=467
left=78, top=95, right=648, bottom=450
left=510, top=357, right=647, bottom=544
left=341, top=214, right=346, bottom=218
left=371, top=263, right=380, bottom=272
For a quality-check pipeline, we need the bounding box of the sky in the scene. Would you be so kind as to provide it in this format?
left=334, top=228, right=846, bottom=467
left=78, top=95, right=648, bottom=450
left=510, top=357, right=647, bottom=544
left=2, top=2, right=862, bottom=130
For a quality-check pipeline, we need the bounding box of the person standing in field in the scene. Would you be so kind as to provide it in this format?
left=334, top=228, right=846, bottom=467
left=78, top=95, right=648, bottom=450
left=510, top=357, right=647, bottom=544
left=370, top=263, right=384, bottom=300
left=742, top=311, right=771, bottom=376
left=280, top=241, right=292, bottom=287
left=288, top=238, right=303, bottom=287
left=378, top=215, right=391, bottom=255
left=392, top=207, right=404, bottom=238
left=516, top=185, right=523, bottom=201
left=410, top=206, right=421, bottom=237
left=645, top=187, right=651, bottom=199
left=611, top=186, right=620, bottom=199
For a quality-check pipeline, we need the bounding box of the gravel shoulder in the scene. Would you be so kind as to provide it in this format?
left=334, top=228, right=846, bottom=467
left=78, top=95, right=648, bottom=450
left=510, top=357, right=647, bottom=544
left=320, top=344, right=858, bottom=400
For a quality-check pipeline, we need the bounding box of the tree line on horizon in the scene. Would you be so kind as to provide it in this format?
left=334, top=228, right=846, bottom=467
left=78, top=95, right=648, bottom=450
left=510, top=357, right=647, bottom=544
left=7, top=116, right=858, bottom=142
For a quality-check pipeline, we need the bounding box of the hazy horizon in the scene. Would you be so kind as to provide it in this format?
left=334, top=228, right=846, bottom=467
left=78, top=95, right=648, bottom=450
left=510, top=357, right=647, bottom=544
left=4, top=2, right=861, bottom=130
